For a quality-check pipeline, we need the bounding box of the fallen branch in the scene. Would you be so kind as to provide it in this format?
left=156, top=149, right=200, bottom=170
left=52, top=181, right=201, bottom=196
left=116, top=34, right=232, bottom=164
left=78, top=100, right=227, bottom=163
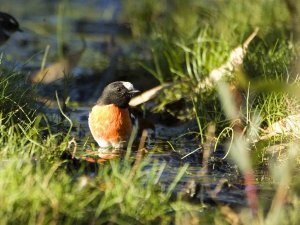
left=129, top=28, right=259, bottom=107
left=129, top=83, right=172, bottom=107
left=259, top=114, right=300, bottom=140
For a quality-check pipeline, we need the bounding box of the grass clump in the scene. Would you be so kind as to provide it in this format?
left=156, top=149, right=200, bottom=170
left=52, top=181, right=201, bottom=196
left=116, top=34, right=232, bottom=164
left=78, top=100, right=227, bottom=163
left=243, top=37, right=298, bottom=129
left=0, top=114, right=66, bottom=160
left=144, top=29, right=231, bottom=128
left=0, top=61, right=38, bottom=125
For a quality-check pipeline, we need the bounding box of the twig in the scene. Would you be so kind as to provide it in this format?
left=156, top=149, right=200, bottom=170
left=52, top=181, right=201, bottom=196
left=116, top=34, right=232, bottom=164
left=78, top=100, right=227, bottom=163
left=129, top=129, right=148, bottom=178
left=181, top=147, right=201, bottom=159
left=68, top=137, right=77, bottom=159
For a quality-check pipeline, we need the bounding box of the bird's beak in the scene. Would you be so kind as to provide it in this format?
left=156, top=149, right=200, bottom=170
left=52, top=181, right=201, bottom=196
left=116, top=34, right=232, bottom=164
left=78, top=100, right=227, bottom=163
left=17, top=28, right=23, bottom=32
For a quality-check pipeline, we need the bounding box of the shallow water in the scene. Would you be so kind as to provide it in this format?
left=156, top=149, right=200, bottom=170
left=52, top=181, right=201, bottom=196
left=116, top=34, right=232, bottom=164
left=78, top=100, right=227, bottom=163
left=56, top=106, right=258, bottom=207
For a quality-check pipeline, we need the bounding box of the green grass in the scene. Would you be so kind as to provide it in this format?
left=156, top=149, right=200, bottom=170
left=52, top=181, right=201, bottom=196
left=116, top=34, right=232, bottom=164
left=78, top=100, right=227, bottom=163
left=136, top=19, right=293, bottom=145
left=0, top=60, right=37, bottom=126
left=0, top=110, right=197, bottom=224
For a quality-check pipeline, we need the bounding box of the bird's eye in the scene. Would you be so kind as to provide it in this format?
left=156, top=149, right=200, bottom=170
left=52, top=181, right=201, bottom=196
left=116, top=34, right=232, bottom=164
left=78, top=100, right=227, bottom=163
left=116, top=87, right=121, bottom=92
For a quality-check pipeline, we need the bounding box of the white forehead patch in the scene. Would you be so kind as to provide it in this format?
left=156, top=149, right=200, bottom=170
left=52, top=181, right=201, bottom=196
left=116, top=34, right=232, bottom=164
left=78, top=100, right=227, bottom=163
left=122, top=81, right=134, bottom=91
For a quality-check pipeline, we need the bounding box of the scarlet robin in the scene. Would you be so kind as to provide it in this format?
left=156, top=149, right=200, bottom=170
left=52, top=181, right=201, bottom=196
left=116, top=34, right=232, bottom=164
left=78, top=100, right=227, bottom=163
left=0, top=12, right=22, bottom=46
left=88, top=81, right=140, bottom=150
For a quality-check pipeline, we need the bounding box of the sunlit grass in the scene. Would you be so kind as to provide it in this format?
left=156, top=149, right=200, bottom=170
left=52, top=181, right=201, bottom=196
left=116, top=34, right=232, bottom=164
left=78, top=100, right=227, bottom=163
left=0, top=118, right=195, bottom=224
left=0, top=60, right=37, bottom=125
left=144, top=23, right=296, bottom=141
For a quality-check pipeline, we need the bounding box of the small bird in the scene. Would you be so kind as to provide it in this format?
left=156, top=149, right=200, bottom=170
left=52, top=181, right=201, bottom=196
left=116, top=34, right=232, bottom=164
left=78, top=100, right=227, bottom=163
left=0, top=12, right=22, bottom=46
left=88, top=81, right=140, bottom=150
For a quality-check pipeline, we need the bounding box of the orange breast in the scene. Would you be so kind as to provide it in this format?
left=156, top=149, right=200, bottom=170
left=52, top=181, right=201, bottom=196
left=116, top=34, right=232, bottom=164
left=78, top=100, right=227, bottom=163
left=88, top=104, right=133, bottom=143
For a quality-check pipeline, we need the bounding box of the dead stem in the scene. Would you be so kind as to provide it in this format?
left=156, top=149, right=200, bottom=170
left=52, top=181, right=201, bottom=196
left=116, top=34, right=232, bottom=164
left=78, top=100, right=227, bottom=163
left=129, top=129, right=148, bottom=179
left=68, top=137, right=77, bottom=159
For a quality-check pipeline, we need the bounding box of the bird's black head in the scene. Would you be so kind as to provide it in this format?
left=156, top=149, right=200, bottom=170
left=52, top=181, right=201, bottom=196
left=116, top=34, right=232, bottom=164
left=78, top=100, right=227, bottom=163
left=0, top=12, right=22, bottom=34
left=97, top=81, right=140, bottom=108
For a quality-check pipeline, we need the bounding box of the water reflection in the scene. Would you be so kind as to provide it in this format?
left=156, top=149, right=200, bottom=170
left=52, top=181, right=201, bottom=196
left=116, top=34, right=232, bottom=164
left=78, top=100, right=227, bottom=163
left=82, top=148, right=123, bottom=163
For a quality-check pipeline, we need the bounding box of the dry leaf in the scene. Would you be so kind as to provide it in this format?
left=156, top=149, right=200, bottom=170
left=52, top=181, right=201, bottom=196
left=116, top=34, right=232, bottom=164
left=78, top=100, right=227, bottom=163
left=31, top=42, right=86, bottom=84
left=129, top=83, right=171, bottom=107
